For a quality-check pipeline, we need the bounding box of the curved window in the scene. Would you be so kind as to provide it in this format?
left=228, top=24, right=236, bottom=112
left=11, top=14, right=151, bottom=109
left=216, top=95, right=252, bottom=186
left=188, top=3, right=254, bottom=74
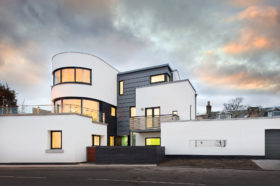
left=53, top=67, right=91, bottom=85
left=54, top=98, right=99, bottom=122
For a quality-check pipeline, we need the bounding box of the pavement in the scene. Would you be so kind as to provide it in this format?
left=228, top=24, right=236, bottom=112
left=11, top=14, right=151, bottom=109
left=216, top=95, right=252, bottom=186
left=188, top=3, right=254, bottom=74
left=253, top=160, right=280, bottom=170
left=0, top=164, right=279, bottom=186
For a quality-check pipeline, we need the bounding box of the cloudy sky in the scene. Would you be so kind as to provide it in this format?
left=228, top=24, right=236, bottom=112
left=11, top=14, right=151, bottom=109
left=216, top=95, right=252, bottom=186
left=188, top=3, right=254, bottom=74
left=0, top=0, right=279, bottom=113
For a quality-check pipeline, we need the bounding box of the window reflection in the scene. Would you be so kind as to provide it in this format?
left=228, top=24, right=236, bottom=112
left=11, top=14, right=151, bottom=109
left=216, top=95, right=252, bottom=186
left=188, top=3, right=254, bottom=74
left=63, top=99, right=81, bottom=114
left=76, top=68, right=90, bottom=83
left=83, top=99, right=99, bottom=122
left=53, top=67, right=91, bottom=85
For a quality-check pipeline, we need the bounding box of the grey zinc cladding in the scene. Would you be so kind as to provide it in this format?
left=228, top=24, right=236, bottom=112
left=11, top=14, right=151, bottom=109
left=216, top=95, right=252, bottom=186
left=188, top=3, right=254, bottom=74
left=117, top=65, right=173, bottom=136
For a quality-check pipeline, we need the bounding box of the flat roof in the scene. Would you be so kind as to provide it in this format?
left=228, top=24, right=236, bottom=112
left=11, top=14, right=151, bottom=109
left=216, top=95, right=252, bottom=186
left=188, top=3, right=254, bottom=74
left=118, top=64, right=173, bottom=75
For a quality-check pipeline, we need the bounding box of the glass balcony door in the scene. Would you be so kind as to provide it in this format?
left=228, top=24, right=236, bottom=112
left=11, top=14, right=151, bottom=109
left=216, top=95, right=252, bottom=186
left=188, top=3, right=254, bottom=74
left=145, top=107, right=160, bottom=128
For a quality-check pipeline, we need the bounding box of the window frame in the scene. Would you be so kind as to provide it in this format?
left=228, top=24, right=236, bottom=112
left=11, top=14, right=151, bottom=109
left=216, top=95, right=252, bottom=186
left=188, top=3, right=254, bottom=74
left=150, top=73, right=171, bottom=84
left=119, top=80, right=124, bottom=95
left=92, top=135, right=101, bottom=146
left=50, top=130, right=62, bottom=149
left=52, top=67, right=92, bottom=86
left=145, top=137, right=161, bottom=146
left=145, top=107, right=160, bottom=117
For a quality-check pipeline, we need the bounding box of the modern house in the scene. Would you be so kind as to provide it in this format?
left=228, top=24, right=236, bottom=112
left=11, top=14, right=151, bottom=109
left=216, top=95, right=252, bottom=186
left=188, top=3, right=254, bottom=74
left=51, top=52, right=196, bottom=147
left=1, top=51, right=280, bottom=163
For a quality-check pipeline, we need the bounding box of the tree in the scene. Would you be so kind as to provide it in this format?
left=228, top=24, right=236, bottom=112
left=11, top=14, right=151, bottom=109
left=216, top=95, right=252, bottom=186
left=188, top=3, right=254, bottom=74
left=0, top=83, right=17, bottom=107
left=223, top=97, right=247, bottom=112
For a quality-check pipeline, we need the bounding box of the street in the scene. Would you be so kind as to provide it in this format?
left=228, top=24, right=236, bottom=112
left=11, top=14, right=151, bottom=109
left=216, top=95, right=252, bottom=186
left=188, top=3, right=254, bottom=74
left=0, top=165, right=279, bottom=186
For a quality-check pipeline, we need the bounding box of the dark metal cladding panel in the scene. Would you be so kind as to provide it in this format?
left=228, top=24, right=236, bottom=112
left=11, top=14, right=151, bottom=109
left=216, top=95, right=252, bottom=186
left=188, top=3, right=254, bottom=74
left=265, top=130, right=280, bottom=159
left=117, top=66, right=173, bottom=136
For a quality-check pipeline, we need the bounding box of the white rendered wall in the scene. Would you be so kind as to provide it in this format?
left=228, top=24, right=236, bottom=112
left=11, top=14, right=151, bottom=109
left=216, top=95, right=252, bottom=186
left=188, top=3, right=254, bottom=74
left=161, top=117, right=280, bottom=156
left=134, top=132, right=160, bottom=146
left=52, top=52, right=118, bottom=106
left=0, top=115, right=107, bottom=163
left=136, top=80, right=196, bottom=120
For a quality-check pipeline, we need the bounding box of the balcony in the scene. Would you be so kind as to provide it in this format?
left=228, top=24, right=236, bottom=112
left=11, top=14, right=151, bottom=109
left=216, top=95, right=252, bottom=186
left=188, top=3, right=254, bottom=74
left=0, top=104, right=104, bottom=124
left=129, top=114, right=180, bottom=133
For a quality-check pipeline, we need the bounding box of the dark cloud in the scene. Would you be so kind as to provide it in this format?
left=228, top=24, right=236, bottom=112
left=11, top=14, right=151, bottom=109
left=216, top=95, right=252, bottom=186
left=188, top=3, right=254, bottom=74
left=0, top=0, right=279, bottom=112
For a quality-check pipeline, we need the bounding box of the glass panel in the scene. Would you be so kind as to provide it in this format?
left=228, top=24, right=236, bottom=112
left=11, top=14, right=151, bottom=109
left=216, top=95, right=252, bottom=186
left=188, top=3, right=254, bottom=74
left=151, top=74, right=165, bottom=83
left=51, top=131, right=62, bottom=149
left=167, top=75, right=170, bottom=82
left=54, top=70, right=61, bottom=85
left=62, top=68, right=75, bottom=82
left=130, top=107, right=136, bottom=117
left=146, top=138, right=160, bottom=146
left=110, top=136, right=114, bottom=146
left=111, top=107, right=116, bottom=117
left=83, top=99, right=99, bottom=122
left=146, top=108, right=153, bottom=128
left=76, top=68, right=90, bottom=83
left=146, top=109, right=153, bottom=116
left=154, top=108, right=160, bottom=116
left=121, top=136, right=128, bottom=146
left=63, top=99, right=81, bottom=114
left=93, top=135, right=100, bottom=146
left=119, top=81, right=123, bottom=95
left=54, top=100, right=62, bottom=113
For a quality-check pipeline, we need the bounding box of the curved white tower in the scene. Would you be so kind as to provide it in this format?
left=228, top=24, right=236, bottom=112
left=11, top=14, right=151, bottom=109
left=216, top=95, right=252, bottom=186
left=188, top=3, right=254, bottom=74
left=51, top=52, right=119, bottom=146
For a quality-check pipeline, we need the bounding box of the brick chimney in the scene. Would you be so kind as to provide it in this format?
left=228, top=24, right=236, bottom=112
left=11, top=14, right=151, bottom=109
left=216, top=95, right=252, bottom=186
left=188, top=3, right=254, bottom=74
left=206, top=101, right=211, bottom=116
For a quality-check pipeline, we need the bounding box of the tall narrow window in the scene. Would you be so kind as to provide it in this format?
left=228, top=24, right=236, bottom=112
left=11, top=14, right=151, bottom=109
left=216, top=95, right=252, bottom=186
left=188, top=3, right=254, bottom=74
left=167, top=75, right=170, bottom=82
left=130, top=107, right=136, bottom=117
left=145, top=137, right=160, bottom=146
left=111, top=107, right=116, bottom=117
left=61, top=68, right=75, bottom=83
left=119, top=81, right=124, bottom=95
left=51, top=131, right=62, bottom=149
left=76, top=68, right=90, bottom=83
left=92, top=135, right=101, bottom=146
left=110, top=136, right=114, bottom=146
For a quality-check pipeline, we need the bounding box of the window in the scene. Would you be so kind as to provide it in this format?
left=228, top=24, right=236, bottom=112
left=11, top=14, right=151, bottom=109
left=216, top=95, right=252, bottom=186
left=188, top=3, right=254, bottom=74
left=83, top=99, right=99, bottom=122
left=63, top=99, right=81, bottom=114
left=121, top=136, right=128, bottom=146
left=130, top=107, right=136, bottom=117
left=172, top=110, right=178, bottom=115
left=54, top=70, right=61, bottom=84
left=167, top=75, right=170, bottom=82
left=119, top=81, right=124, bottom=95
left=111, top=107, right=116, bottom=117
left=145, top=107, right=160, bottom=128
left=150, top=74, right=165, bottom=83
left=92, top=135, right=101, bottom=146
left=145, top=137, right=160, bottom=146
left=110, top=136, right=114, bottom=146
left=51, top=131, right=62, bottom=149
left=76, top=68, right=91, bottom=83
left=53, top=67, right=91, bottom=85
left=62, top=68, right=75, bottom=83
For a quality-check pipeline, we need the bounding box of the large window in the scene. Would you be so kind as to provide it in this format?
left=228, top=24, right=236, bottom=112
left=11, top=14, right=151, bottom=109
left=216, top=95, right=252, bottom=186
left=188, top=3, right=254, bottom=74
left=53, top=67, right=91, bottom=85
left=51, top=131, right=62, bottom=149
left=63, top=99, right=81, bottom=114
left=145, top=137, right=160, bottom=146
left=150, top=74, right=170, bottom=84
left=83, top=99, right=99, bottom=122
left=54, top=98, right=100, bottom=122
left=92, top=135, right=101, bottom=146
left=119, top=81, right=124, bottom=95
left=130, top=106, right=136, bottom=117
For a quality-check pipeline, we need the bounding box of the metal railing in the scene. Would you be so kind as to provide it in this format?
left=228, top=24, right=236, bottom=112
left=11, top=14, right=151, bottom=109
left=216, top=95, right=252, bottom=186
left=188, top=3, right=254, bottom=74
left=0, top=104, right=105, bottom=123
left=129, top=114, right=180, bottom=132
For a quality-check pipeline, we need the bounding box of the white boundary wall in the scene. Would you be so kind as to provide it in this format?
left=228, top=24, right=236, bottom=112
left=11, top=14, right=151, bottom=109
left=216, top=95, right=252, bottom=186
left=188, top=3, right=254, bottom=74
left=136, top=80, right=196, bottom=120
left=161, top=117, right=280, bottom=156
left=0, top=115, right=107, bottom=163
left=134, top=132, right=160, bottom=146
